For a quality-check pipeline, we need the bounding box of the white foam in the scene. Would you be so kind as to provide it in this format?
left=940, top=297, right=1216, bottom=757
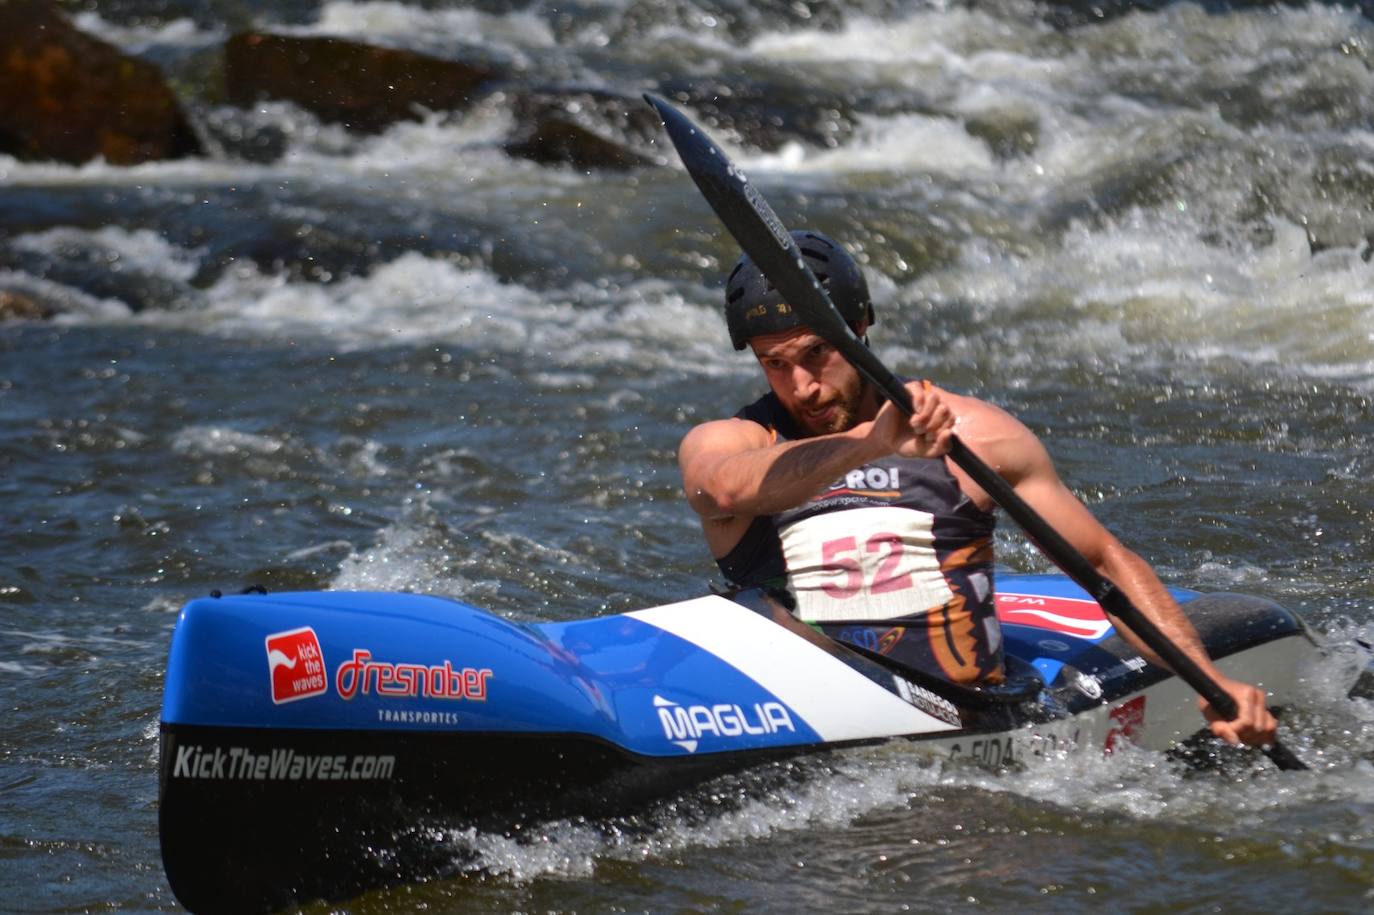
left=434, top=706, right=1374, bottom=888
left=170, top=425, right=287, bottom=458
left=14, top=226, right=203, bottom=283
left=904, top=214, right=1374, bottom=383
left=440, top=753, right=947, bottom=882
left=118, top=251, right=734, bottom=376
left=745, top=113, right=995, bottom=179
left=336, top=107, right=519, bottom=174
left=748, top=7, right=1043, bottom=70
left=329, top=496, right=493, bottom=600
left=296, top=0, right=556, bottom=62
left=71, top=12, right=223, bottom=51
left=0, top=269, right=131, bottom=321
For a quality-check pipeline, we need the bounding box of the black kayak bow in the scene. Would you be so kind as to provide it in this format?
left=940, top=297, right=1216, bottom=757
left=644, top=92, right=1306, bottom=772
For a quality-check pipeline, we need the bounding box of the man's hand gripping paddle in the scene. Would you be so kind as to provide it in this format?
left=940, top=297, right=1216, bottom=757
left=644, top=92, right=1306, bottom=771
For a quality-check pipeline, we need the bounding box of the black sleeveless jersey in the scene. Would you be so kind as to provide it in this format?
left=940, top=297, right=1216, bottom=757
left=715, top=391, right=1004, bottom=684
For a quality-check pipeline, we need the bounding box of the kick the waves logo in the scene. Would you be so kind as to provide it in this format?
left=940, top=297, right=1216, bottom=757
left=266, top=628, right=328, bottom=704
left=653, top=695, right=796, bottom=753
left=172, top=744, right=395, bottom=782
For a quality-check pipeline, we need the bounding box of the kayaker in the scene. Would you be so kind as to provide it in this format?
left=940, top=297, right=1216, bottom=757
left=678, top=229, right=1277, bottom=748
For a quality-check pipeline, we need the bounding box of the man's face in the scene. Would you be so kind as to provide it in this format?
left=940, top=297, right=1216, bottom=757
left=749, top=326, right=867, bottom=437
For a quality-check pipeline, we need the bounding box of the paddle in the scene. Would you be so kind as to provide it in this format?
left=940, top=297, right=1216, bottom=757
left=644, top=93, right=1307, bottom=772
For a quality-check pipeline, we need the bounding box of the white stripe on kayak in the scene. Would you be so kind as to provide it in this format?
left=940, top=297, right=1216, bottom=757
left=627, top=595, right=956, bottom=741
left=998, top=608, right=1112, bottom=640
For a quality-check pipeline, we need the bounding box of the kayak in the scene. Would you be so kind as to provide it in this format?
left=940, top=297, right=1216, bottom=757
left=158, top=573, right=1319, bottom=913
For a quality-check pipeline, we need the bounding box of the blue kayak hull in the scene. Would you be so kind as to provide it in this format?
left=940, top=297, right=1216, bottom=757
left=158, top=574, right=1314, bottom=913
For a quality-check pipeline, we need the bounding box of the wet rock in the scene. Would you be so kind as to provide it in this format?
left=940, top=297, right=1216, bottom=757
left=0, top=0, right=202, bottom=165
left=504, top=89, right=667, bottom=170
left=224, top=33, right=494, bottom=134
left=964, top=108, right=1040, bottom=159
left=0, top=291, right=51, bottom=321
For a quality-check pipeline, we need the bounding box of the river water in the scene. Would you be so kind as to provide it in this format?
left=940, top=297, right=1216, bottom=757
left=3, top=0, right=1374, bottom=911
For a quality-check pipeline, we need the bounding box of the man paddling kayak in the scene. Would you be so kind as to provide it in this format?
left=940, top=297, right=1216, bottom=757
left=678, top=229, right=1277, bottom=748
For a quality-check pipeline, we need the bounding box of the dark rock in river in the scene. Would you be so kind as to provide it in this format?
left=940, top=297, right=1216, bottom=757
left=224, top=33, right=494, bottom=134
left=964, top=108, right=1041, bottom=160
left=0, top=0, right=202, bottom=165
left=504, top=89, right=667, bottom=170
left=0, top=291, right=51, bottom=321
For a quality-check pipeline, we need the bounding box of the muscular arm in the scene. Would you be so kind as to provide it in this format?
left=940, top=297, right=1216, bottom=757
left=681, top=419, right=883, bottom=519
left=946, top=395, right=1277, bottom=747
left=680, top=383, right=953, bottom=558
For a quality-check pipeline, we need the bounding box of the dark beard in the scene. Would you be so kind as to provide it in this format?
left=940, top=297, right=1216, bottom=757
left=804, top=377, right=870, bottom=436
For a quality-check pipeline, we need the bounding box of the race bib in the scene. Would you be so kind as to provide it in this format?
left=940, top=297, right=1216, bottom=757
left=779, top=505, right=955, bottom=622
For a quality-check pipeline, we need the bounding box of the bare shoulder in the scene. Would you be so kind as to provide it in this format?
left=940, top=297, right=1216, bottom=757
left=939, top=390, right=1035, bottom=449
left=678, top=416, right=771, bottom=470
left=937, top=389, right=1054, bottom=496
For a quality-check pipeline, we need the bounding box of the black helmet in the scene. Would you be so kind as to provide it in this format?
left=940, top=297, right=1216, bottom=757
left=723, top=230, right=874, bottom=350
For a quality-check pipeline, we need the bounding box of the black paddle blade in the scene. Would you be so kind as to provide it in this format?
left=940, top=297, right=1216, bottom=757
left=1263, top=741, right=1309, bottom=771
left=643, top=93, right=914, bottom=414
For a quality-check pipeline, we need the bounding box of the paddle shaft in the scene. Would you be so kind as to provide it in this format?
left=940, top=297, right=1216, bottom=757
left=646, top=93, right=1307, bottom=769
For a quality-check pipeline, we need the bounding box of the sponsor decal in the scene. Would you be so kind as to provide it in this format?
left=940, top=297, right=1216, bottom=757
left=1104, top=695, right=1147, bottom=753
left=947, top=736, right=1015, bottom=767
left=335, top=649, right=492, bottom=702
left=171, top=744, right=395, bottom=781
left=996, top=593, right=1114, bottom=640
left=837, top=626, right=880, bottom=651
left=1024, top=723, right=1084, bottom=758
left=376, top=709, right=461, bottom=725
left=266, top=627, right=328, bottom=704
left=836, top=625, right=908, bottom=655
left=877, top=626, right=906, bottom=654
left=893, top=677, right=962, bottom=726
left=948, top=723, right=1086, bottom=766
left=822, top=466, right=902, bottom=500
left=653, top=695, right=795, bottom=753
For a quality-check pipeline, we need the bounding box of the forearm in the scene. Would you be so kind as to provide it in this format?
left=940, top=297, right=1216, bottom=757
left=1097, top=545, right=1216, bottom=674
left=693, top=423, right=884, bottom=519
